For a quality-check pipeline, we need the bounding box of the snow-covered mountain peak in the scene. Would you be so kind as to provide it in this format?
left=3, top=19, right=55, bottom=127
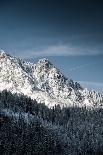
left=0, top=49, right=5, bottom=54
left=0, top=50, right=17, bottom=63
left=36, top=58, right=65, bottom=80
left=37, top=58, right=53, bottom=69
left=38, top=58, right=50, bottom=64
left=0, top=51, right=103, bottom=108
left=0, top=50, right=10, bottom=58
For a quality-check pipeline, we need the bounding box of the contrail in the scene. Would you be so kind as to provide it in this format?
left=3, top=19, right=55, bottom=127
left=69, top=62, right=97, bottom=72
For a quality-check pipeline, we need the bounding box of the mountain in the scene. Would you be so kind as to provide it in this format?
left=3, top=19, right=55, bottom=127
left=0, top=50, right=103, bottom=108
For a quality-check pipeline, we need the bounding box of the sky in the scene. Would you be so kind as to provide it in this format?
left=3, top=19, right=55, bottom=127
left=0, top=0, right=103, bottom=93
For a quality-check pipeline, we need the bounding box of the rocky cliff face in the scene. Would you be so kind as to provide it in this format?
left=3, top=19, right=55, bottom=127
left=0, top=50, right=103, bottom=108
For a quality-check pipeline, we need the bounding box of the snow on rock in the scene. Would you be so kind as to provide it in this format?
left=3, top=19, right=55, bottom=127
left=0, top=50, right=103, bottom=108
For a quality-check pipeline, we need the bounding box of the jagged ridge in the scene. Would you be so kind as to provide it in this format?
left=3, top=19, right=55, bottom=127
left=0, top=50, right=103, bottom=108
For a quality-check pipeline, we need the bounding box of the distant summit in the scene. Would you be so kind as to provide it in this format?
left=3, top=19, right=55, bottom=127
left=0, top=50, right=7, bottom=57
left=0, top=49, right=5, bottom=54
left=0, top=49, right=12, bottom=58
left=0, top=50, right=103, bottom=108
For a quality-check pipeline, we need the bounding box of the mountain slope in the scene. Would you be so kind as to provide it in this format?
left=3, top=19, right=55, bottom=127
left=0, top=50, right=103, bottom=108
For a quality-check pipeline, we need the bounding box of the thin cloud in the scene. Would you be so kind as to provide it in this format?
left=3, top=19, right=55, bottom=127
left=69, top=63, right=96, bottom=72
left=9, top=44, right=103, bottom=59
left=79, top=81, right=103, bottom=93
left=31, top=44, right=103, bottom=58
left=79, top=81, right=103, bottom=86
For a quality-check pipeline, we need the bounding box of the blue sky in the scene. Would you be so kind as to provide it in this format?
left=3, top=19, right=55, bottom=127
left=0, top=0, right=103, bottom=93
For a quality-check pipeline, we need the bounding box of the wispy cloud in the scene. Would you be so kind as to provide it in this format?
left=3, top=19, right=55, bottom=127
left=30, top=44, right=103, bottom=58
left=79, top=81, right=103, bottom=93
left=68, top=63, right=96, bottom=72
left=8, top=43, right=103, bottom=59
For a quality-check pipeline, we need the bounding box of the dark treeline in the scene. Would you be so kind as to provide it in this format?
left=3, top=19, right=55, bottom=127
left=0, top=90, right=103, bottom=155
left=0, top=112, right=65, bottom=155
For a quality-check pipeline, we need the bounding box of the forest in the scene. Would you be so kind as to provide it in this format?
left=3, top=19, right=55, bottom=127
left=0, top=90, right=103, bottom=155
